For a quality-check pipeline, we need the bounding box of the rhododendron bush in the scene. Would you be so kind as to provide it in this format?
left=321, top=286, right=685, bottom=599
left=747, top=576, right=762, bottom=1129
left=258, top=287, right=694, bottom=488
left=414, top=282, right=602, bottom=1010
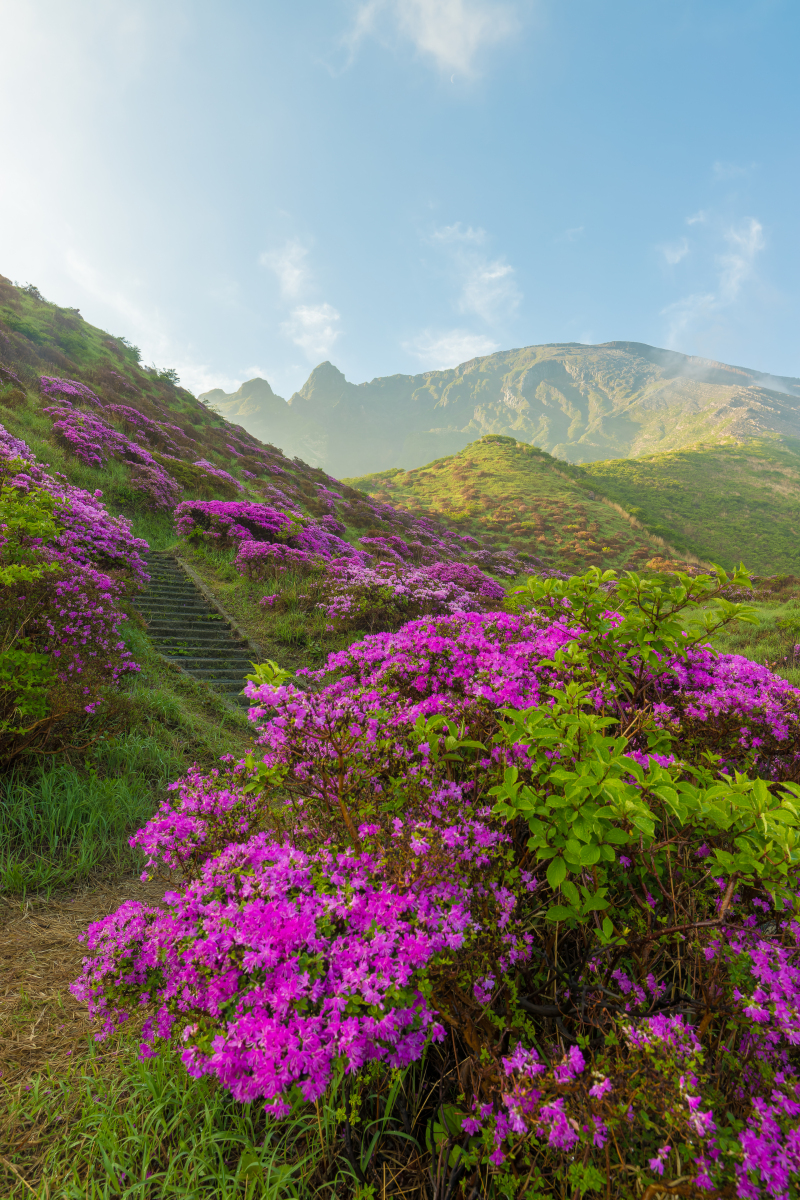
left=0, top=424, right=144, bottom=761
left=73, top=566, right=800, bottom=1198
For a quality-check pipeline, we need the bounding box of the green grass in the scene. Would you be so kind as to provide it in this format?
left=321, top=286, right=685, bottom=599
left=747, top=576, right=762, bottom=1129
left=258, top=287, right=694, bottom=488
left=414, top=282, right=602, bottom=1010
left=2, top=1041, right=327, bottom=1198
left=0, top=620, right=252, bottom=896
left=582, top=436, right=800, bottom=574
left=2, top=1030, right=438, bottom=1198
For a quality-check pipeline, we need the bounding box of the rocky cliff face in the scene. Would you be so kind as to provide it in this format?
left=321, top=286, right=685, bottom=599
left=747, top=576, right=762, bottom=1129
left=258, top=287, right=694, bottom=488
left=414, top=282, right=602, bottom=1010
left=200, top=342, right=800, bottom=477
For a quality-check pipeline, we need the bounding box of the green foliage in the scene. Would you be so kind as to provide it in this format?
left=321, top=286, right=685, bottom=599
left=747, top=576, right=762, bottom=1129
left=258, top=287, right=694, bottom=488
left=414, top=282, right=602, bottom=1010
left=491, top=690, right=800, bottom=926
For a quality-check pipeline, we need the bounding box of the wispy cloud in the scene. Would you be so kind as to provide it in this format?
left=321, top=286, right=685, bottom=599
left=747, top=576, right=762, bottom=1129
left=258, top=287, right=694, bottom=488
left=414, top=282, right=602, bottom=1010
left=662, top=217, right=764, bottom=347
left=259, top=239, right=311, bottom=299
left=718, top=217, right=764, bottom=302
left=281, top=303, right=341, bottom=359
left=459, top=256, right=520, bottom=322
left=427, top=220, right=521, bottom=323
left=344, top=0, right=519, bottom=76
left=430, top=222, right=486, bottom=244
left=260, top=238, right=343, bottom=360
left=559, top=225, right=584, bottom=243
left=403, top=328, right=499, bottom=368
left=686, top=210, right=707, bottom=226
left=712, top=160, right=754, bottom=181
left=661, top=237, right=689, bottom=265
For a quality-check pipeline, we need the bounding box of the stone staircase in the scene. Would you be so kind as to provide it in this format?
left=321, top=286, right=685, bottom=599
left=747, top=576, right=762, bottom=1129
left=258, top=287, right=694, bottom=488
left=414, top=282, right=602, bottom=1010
left=135, top=552, right=254, bottom=708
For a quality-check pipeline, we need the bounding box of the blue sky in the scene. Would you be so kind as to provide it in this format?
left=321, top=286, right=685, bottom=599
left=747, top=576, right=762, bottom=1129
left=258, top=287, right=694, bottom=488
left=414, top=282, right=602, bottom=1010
left=1, top=0, right=798, bottom=396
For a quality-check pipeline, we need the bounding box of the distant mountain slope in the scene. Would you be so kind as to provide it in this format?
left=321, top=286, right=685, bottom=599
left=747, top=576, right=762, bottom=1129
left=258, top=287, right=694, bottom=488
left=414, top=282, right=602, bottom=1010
left=201, top=342, right=800, bottom=477
left=344, top=435, right=689, bottom=576
left=582, top=436, right=800, bottom=575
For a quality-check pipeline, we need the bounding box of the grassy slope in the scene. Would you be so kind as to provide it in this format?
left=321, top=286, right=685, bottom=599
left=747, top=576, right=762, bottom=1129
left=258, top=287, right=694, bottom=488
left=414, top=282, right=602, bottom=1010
left=579, top=436, right=800, bottom=574
left=344, top=435, right=701, bottom=574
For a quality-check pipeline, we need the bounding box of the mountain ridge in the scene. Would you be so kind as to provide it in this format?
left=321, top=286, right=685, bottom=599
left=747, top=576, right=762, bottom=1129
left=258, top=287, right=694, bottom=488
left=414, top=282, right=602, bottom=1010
left=201, top=341, right=800, bottom=477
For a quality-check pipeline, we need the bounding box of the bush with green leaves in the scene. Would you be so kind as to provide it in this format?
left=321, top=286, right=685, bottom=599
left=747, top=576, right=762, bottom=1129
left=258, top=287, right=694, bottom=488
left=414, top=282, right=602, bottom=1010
left=75, top=567, right=800, bottom=1198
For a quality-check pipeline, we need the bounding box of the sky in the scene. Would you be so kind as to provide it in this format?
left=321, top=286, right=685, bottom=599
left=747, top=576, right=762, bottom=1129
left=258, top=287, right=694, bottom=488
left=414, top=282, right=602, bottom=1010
left=1, top=0, right=798, bottom=398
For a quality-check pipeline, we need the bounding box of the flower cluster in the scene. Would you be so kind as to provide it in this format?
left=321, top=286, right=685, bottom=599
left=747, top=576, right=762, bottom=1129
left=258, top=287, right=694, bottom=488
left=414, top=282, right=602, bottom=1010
left=44, top=405, right=182, bottom=509
left=72, top=829, right=486, bottom=1113
left=301, top=558, right=508, bottom=633
left=173, top=499, right=295, bottom=545
left=39, top=375, right=103, bottom=407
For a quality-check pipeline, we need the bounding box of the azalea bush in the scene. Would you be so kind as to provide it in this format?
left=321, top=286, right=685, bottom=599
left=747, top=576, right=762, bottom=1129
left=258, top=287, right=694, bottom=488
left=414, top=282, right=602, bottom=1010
left=0, top=424, right=144, bottom=761
left=296, top=556, right=509, bottom=633
left=73, top=565, right=800, bottom=1197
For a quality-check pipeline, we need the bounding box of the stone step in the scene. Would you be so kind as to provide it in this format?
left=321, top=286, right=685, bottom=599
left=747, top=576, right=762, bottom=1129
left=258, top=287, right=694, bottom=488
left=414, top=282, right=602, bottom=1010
left=161, top=654, right=254, bottom=669
left=138, top=553, right=256, bottom=709
left=146, top=628, right=241, bottom=638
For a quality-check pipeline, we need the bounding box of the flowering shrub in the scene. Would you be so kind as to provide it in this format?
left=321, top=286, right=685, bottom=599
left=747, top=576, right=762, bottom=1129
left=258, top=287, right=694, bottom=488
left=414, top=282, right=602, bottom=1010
left=297, top=557, right=508, bottom=632
left=72, top=563, right=800, bottom=1196
left=0, top=424, right=145, bottom=759
left=235, top=541, right=321, bottom=580
left=0, top=480, right=140, bottom=761
left=39, top=375, right=103, bottom=407
left=173, top=499, right=296, bottom=546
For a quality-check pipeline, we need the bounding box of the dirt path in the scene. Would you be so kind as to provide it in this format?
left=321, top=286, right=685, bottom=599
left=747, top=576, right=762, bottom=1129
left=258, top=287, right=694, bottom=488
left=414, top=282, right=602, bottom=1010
left=0, top=874, right=173, bottom=1089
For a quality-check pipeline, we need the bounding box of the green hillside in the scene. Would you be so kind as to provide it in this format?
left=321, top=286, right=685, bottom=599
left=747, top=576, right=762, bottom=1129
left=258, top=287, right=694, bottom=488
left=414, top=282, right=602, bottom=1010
left=202, top=341, right=800, bottom=478
left=582, top=435, right=800, bottom=574
left=344, top=434, right=694, bottom=574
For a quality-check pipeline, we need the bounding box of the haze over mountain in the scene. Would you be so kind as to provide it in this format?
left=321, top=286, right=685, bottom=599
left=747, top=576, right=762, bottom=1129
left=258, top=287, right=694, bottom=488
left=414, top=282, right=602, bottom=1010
left=200, top=342, right=800, bottom=478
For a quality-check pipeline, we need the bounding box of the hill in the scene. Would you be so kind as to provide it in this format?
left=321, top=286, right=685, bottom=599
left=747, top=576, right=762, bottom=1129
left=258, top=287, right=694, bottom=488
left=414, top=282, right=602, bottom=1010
left=581, top=435, right=800, bottom=574
left=200, top=341, right=800, bottom=478
left=343, top=434, right=694, bottom=575
left=0, top=275, right=501, bottom=564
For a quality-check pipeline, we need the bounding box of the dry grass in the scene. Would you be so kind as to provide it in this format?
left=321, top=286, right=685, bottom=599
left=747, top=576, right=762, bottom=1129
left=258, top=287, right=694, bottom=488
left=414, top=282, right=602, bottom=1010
left=0, top=874, right=176, bottom=1197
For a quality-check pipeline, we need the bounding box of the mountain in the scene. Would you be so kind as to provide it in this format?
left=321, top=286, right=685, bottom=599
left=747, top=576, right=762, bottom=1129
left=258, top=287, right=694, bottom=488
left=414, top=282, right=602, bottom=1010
left=201, top=342, right=800, bottom=478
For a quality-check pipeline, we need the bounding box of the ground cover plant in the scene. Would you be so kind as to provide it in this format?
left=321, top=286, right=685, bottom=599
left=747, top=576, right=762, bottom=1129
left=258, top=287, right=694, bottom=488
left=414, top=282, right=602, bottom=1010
left=70, top=563, right=800, bottom=1199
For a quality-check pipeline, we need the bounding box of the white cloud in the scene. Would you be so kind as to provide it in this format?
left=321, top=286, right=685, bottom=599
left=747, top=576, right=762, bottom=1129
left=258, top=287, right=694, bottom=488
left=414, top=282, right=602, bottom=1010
left=403, top=328, right=499, bottom=368
left=459, top=256, right=521, bottom=322
left=718, top=217, right=764, bottom=302
left=173, top=364, right=242, bottom=397
left=661, top=216, right=764, bottom=347
left=686, top=210, right=708, bottom=226
left=713, top=160, right=753, bottom=181
left=345, top=0, right=519, bottom=76
left=430, top=222, right=486, bottom=244
left=661, top=237, right=689, bottom=265
left=281, top=303, right=342, bottom=359
left=561, top=225, right=584, bottom=242
left=259, top=239, right=311, bottom=299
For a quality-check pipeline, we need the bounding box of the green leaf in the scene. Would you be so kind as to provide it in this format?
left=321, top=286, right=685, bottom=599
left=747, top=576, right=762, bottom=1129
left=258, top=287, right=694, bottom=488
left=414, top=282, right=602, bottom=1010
left=546, top=856, right=567, bottom=889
